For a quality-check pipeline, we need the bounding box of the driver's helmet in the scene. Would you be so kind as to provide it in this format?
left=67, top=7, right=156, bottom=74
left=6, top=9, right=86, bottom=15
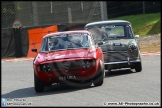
left=67, top=35, right=72, bottom=41
left=48, top=37, right=59, bottom=48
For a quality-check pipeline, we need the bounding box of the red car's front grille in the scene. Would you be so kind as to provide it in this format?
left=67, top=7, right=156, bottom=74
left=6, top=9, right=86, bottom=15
left=39, top=60, right=95, bottom=72
left=52, top=60, right=81, bottom=70
left=54, top=70, right=79, bottom=76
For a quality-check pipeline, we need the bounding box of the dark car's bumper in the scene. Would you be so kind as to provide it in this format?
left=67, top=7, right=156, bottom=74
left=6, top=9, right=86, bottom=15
left=104, top=57, right=141, bottom=65
left=104, top=57, right=141, bottom=70
left=103, top=50, right=141, bottom=65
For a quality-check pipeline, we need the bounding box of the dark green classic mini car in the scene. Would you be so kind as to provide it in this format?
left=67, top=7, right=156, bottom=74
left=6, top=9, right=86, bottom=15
left=85, top=20, right=142, bottom=72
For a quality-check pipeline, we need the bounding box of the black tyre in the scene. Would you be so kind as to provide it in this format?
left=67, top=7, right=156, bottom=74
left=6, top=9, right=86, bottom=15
left=93, top=73, right=104, bottom=86
left=93, top=61, right=105, bottom=86
left=105, top=65, right=111, bottom=72
left=34, top=72, right=45, bottom=93
left=105, top=65, right=108, bottom=70
left=134, top=62, right=142, bottom=72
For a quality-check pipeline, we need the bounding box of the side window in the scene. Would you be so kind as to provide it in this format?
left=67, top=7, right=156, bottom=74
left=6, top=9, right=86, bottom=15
left=89, top=33, right=95, bottom=46
left=127, top=25, right=134, bottom=38
left=40, top=38, right=47, bottom=52
left=88, top=28, right=103, bottom=40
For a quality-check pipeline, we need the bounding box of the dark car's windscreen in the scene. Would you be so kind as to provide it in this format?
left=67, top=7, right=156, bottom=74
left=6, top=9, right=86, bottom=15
left=41, top=33, right=91, bottom=52
left=86, top=25, right=134, bottom=41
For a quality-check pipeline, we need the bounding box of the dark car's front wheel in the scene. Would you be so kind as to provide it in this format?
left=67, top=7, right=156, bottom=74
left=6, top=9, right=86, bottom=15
left=134, top=62, right=142, bottom=72
left=34, top=72, right=45, bottom=93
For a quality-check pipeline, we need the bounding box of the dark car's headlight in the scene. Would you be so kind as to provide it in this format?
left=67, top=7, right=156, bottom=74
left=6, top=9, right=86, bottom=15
left=128, top=44, right=137, bottom=53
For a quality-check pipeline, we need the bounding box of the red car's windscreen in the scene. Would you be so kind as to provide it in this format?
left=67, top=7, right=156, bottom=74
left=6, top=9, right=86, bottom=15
left=41, top=33, right=92, bottom=51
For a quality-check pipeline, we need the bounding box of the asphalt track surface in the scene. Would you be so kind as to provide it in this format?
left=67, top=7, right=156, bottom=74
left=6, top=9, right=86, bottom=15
left=1, top=54, right=161, bottom=107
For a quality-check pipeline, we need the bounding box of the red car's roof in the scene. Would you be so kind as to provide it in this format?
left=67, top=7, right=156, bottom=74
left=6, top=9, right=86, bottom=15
left=44, top=30, right=89, bottom=38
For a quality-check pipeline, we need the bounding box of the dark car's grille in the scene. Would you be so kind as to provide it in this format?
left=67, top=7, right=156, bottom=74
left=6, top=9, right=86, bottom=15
left=104, top=51, right=129, bottom=62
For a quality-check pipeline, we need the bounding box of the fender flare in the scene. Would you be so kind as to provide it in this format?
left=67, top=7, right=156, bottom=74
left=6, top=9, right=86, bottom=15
left=99, top=59, right=104, bottom=74
left=93, top=59, right=105, bottom=80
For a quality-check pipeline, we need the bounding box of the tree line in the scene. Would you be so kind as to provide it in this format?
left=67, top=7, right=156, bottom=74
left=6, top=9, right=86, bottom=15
left=106, top=1, right=161, bottom=18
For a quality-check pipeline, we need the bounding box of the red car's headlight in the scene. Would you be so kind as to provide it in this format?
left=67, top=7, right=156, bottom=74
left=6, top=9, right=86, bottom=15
left=42, top=64, right=51, bottom=72
left=81, top=60, right=95, bottom=69
left=37, top=64, right=51, bottom=72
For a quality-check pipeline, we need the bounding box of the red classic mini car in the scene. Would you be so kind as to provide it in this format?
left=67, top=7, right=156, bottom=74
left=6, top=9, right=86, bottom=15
left=32, top=30, right=105, bottom=92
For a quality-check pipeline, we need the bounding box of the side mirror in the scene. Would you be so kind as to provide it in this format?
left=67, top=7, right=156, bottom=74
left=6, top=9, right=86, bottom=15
left=135, top=35, right=139, bottom=38
left=97, top=41, right=103, bottom=46
left=31, top=48, right=37, bottom=52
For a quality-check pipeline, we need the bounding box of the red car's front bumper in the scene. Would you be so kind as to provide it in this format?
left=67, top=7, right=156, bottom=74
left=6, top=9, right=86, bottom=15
left=34, top=61, right=100, bottom=83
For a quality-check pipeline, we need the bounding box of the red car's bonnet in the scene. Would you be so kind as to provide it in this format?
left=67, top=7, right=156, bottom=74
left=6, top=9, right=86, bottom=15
left=35, top=47, right=97, bottom=63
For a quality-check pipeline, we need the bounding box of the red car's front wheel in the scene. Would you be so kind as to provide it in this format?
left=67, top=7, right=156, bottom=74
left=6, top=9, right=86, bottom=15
left=34, top=72, right=45, bottom=93
left=93, top=60, right=105, bottom=86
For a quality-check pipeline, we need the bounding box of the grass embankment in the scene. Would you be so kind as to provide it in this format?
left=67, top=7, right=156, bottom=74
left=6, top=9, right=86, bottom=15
left=110, top=13, right=161, bottom=36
